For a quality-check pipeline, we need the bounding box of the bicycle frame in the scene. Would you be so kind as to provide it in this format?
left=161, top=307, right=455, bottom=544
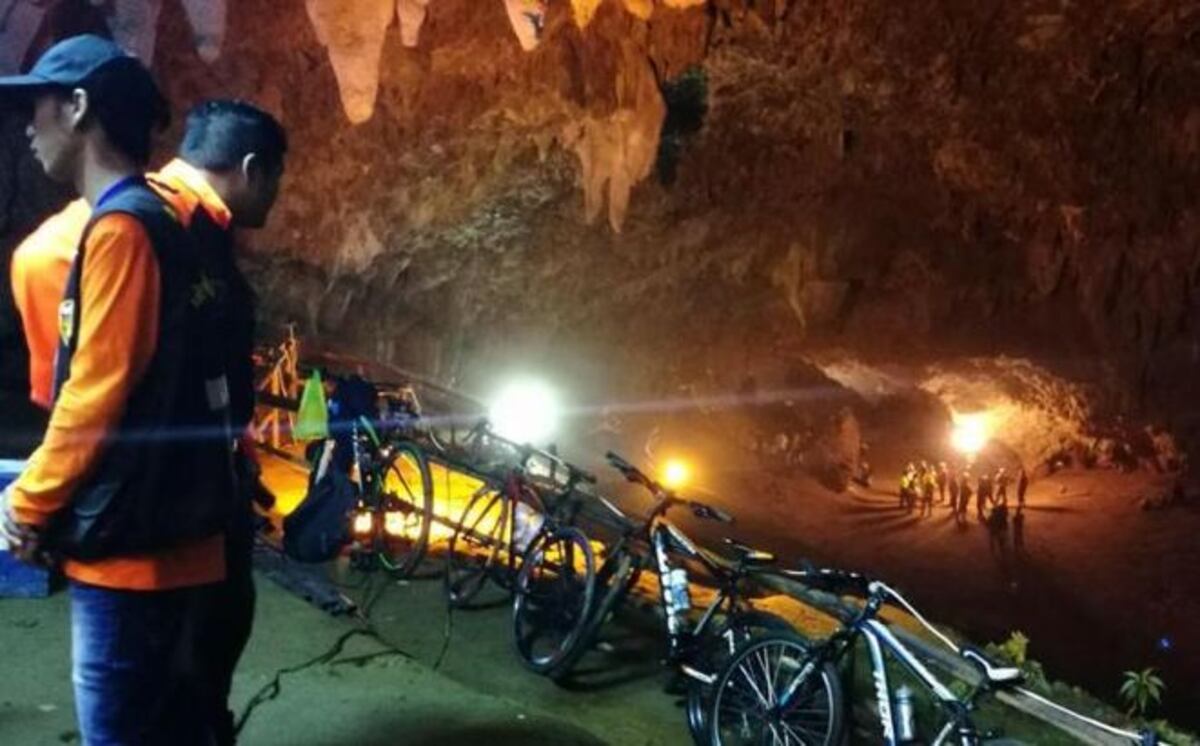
left=860, top=616, right=975, bottom=745
left=772, top=595, right=982, bottom=745
left=779, top=578, right=1165, bottom=746
left=649, top=517, right=757, bottom=681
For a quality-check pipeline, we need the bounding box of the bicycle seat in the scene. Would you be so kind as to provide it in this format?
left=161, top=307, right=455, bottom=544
left=961, top=645, right=1023, bottom=687
left=722, top=538, right=776, bottom=567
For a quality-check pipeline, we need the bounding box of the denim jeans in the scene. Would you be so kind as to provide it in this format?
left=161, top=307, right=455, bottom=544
left=70, top=581, right=211, bottom=746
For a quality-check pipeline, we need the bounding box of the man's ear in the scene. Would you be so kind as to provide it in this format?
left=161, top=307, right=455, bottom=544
left=67, top=88, right=89, bottom=131
left=241, top=152, right=259, bottom=182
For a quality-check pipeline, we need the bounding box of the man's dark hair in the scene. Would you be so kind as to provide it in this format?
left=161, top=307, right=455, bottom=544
left=69, top=57, right=170, bottom=165
left=180, top=100, right=287, bottom=173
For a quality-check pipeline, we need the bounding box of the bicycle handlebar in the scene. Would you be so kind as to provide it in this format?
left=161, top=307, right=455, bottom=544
left=462, top=418, right=597, bottom=486
left=605, top=451, right=734, bottom=525
left=605, top=451, right=657, bottom=491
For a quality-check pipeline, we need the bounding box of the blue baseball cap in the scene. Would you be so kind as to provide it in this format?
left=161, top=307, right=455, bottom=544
left=0, top=34, right=135, bottom=91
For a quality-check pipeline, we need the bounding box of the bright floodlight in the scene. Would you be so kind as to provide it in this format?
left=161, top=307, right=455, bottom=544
left=488, top=378, right=561, bottom=444
left=950, top=412, right=990, bottom=457
left=661, top=458, right=691, bottom=489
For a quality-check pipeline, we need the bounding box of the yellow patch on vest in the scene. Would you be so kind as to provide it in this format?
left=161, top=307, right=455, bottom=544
left=58, top=298, right=76, bottom=344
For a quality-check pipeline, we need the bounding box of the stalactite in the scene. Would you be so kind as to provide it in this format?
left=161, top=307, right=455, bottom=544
left=570, top=0, right=603, bottom=29
left=0, top=0, right=49, bottom=74
left=504, top=0, right=546, bottom=52
left=563, top=47, right=665, bottom=232
left=102, top=0, right=162, bottom=64
left=396, top=0, right=429, bottom=49
left=180, top=0, right=227, bottom=63
left=622, top=0, right=653, bottom=20
left=305, top=0, right=394, bottom=124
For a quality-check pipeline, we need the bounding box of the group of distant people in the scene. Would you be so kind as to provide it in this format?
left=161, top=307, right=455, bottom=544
left=898, top=462, right=1030, bottom=543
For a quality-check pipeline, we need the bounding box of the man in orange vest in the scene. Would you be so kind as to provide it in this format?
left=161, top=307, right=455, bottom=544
left=157, top=100, right=287, bottom=746
left=7, top=94, right=286, bottom=745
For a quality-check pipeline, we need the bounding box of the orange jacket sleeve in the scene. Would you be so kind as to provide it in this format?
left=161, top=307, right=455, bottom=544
left=7, top=214, right=160, bottom=527
left=9, top=199, right=90, bottom=408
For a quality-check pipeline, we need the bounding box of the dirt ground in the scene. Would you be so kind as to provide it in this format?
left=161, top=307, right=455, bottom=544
left=564, top=396, right=1200, bottom=732
left=689, top=464, right=1200, bottom=732
left=0, top=565, right=691, bottom=746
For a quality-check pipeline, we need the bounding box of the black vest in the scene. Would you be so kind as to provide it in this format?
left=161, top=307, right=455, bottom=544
left=49, top=181, right=235, bottom=560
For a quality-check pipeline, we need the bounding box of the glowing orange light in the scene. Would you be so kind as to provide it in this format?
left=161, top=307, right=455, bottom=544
left=950, top=412, right=990, bottom=457
left=384, top=512, right=409, bottom=538
left=662, top=459, right=692, bottom=489
left=353, top=511, right=374, bottom=536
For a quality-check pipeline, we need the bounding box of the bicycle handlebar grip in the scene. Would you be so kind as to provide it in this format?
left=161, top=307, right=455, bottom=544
left=709, top=505, right=735, bottom=524
left=605, top=451, right=632, bottom=470
left=605, top=451, right=647, bottom=484
left=690, top=501, right=734, bottom=524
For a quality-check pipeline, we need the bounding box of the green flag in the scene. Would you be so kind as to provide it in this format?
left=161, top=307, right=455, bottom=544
left=294, top=370, right=329, bottom=441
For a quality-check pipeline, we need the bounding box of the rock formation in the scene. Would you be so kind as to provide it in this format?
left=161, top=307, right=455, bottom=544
left=0, top=0, right=1197, bottom=465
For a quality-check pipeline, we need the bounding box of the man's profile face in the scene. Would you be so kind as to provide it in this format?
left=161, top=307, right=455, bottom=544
left=239, top=159, right=284, bottom=229
left=25, top=91, right=80, bottom=183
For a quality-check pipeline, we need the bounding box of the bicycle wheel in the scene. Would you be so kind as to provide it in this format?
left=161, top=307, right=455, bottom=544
left=685, top=610, right=795, bottom=745
left=710, top=633, right=843, bottom=746
left=547, top=549, right=640, bottom=680
left=376, top=442, right=434, bottom=578
left=444, top=486, right=509, bottom=608
left=512, top=526, right=596, bottom=675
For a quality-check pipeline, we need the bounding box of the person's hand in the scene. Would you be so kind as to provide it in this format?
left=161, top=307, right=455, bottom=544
left=1, top=492, right=48, bottom=566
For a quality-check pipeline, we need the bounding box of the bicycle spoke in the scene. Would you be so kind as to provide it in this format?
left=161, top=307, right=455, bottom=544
left=737, top=662, right=773, bottom=709
left=755, top=647, right=777, bottom=707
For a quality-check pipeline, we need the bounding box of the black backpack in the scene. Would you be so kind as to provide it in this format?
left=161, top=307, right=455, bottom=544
left=282, top=444, right=356, bottom=563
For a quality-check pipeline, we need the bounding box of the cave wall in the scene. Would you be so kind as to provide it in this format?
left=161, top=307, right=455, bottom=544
left=2, top=0, right=1198, bottom=450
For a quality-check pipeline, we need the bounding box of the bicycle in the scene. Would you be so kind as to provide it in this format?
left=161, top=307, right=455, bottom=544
left=708, top=567, right=1166, bottom=746
left=444, top=432, right=597, bottom=609
left=342, top=401, right=436, bottom=579
left=547, top=451, right=795, bottom=745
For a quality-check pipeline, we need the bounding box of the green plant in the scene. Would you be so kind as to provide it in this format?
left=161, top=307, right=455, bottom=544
left=1000, top=631, right=1029, bottom=665
left=1119, top=668, right=1165, bottom=718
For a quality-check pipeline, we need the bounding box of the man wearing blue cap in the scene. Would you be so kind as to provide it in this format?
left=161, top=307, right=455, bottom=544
left=0, top=35, right=232, bottom=745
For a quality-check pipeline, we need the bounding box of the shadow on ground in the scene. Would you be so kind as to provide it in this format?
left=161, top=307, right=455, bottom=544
left=338, top=715, right=606, bottom=746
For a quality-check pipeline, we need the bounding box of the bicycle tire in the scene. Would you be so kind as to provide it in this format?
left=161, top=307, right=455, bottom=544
left=376, top=442, right=434, bottom=578
left=685, top=610, right=796, bottom=745
left=512, top=526, right=596, bottom=675
left=547, top=549, right=641, bottom=680
left=710, top=632, right=843, bottom=746
left=444, top=486, right=508, bottom=608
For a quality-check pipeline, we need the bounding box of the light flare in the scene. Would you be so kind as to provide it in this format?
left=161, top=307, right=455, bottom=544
left=488, top=378, right=561, bottom=445
left=950, top=411, right=991, bottom=457
left=661, top=458, right=692, bottom=489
